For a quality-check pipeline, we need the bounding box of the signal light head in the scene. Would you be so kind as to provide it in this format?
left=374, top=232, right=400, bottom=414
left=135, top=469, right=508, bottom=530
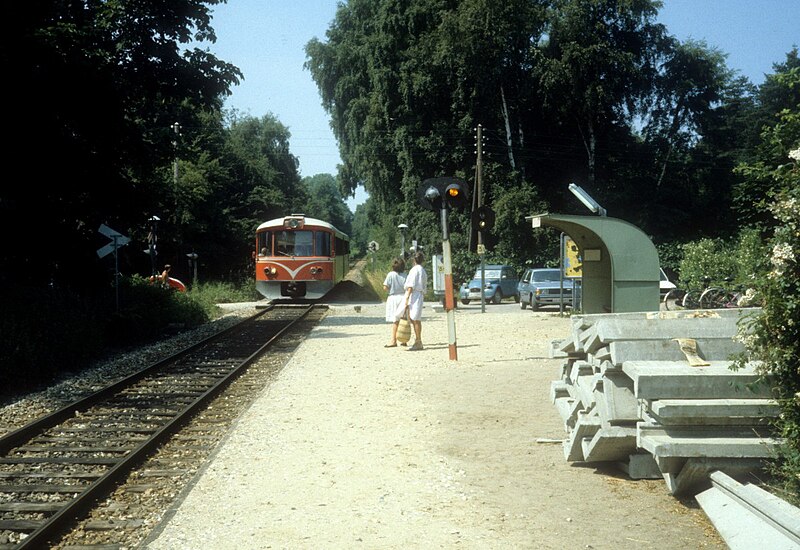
left=471, top=205, right=496, bottom=232
left=425, top=186, right=441, bottom=202
left=417, top=177, right=469, bottom=211
left=444, top=183, right=466, bottom=208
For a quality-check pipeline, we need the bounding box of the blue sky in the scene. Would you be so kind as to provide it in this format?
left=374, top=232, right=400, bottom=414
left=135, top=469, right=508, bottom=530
left=207, top=1, right=800, bottom=211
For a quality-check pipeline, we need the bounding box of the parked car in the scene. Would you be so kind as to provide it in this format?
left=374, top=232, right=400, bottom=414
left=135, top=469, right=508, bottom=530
left=459, top=265, right=520, bottom=305
left=517, top=267, right=574, bottom=310
left=660, top=267, right=676, bottom=298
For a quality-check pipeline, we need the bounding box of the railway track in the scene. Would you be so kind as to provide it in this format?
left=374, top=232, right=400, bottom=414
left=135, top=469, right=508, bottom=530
left=0, top=303, right=326, bottom=549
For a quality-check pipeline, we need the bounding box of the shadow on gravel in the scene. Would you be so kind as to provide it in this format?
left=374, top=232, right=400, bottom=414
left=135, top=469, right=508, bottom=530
left=324, top=280, right=382, bottom=303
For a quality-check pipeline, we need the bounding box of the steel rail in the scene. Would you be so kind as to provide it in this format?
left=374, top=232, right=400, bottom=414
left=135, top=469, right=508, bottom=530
left=0, top=305, right=274, bottom=454
left=8, top=303, right=318, bottom=549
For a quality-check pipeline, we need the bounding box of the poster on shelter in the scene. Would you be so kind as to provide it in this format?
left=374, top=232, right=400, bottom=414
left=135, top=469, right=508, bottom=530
left=562, top=235, right=582, bottom=278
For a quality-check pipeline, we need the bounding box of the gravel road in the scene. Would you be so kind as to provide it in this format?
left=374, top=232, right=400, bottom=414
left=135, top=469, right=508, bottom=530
left=144, top=301, right=723, bottom=549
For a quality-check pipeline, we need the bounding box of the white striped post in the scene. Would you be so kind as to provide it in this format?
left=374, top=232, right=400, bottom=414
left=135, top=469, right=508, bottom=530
left=442, top=235, right=458, bottom=360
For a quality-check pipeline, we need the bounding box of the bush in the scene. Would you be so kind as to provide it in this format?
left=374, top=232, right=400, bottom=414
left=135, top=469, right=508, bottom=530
left=0, top=287, right=105, bottom=390
left=0, top=275, right=216, bottom=394
left=186, top=280, right=261, bottom=315
left=735, top=186, right=800, bottom=504
left=676, top=230, right=770, bottom=289
left=106, top=275, right=210, bottom=345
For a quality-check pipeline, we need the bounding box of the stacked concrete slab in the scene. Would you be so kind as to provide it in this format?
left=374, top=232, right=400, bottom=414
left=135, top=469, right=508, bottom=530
left=549, top=308, right=781, bottom=495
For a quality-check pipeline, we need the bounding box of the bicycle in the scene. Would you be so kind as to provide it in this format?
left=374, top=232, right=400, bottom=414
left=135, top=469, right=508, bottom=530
left=699, top=278, right=761, bottom=309
left=662, top=276, right=710, bottom=311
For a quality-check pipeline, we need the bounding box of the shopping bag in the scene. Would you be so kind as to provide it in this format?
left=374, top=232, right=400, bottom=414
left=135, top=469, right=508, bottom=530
left=396, top=307, right=411, bottom=344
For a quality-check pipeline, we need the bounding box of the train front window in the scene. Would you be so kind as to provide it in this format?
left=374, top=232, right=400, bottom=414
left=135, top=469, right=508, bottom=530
left=257, top=231, right=271, bottom=256
left=316, top=232, right=332, bottom=257
left=276, top=230, right=314, bottom=256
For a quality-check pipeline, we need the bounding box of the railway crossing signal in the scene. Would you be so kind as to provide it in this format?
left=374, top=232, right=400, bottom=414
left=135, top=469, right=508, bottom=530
left=96, top=224, right=130, bottom=312
left=472, top=205, right=495, bottom=233
left=97, top=224, right=130, bottom=259
left=417, top=177, right=469, bottom=211
left=417, top=177, right=469, bottom=361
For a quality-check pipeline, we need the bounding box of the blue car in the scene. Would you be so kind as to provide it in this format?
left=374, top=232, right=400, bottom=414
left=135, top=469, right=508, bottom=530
left=459, top=265, right=520, bottom=305
left=517, top=267, right=574, bottom=310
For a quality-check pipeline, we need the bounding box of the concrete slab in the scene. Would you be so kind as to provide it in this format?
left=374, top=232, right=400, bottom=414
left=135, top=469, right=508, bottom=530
left=653, top=455, right=687, bottom=476
left=638, top=431, right=779, bottom=459
left=554, top=397, right=578, bottom=429
left=575, top=309, right=754, bottom=324
left=597, top=372, right=639, bottom=425
left=608, top=339, right=745, bottom=366
left=647, top=398, right=779, bottom=426
left=550, top=380, right=569, bottom=403
left=595, top=317, right=742, bottom=344
left=563, top=411, right=601, bottom=462
left=709, top=470, right=800, bottom=545
left=568, top=360, right=593, bottom=383
left=574, top=371, right=602, bottom=409
left=552, top=337, right=572, bottom=357
left=697, top=487, right=799, bottom=549
left=581, top=426, right=637, bottom=463
left=580, top=325, right=603, bottom=355
left=616, top=453, right=662, bottom=480
left=662, top=457, right=765, bottom=496
left=622, top=361, right=772, bottom=399
left=592, top=346, right=612, bottom=362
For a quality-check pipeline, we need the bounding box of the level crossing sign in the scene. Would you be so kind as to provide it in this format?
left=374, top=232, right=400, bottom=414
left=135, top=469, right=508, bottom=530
left=97, top=224, right=131, bottom=258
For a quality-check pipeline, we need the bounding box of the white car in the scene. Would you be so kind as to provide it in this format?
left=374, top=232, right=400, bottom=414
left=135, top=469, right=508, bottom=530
left=660, top=268, right=676, bottom=298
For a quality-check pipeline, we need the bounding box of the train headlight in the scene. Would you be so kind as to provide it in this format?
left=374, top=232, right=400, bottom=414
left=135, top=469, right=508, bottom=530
left=284, top=216, right=304, bottom=229
left=264, top=266, right=278, bottom=277
left=310, top=267, right=322, bottom=276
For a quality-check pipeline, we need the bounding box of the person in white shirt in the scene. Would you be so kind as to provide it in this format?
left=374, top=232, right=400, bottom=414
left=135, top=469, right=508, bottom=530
left=402, top=251, right=427, bottom=351
left=382, top=257, right=407, bottom=347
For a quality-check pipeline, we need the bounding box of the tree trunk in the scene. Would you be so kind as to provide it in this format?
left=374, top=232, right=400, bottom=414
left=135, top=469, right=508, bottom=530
left=577, top=120, right=596, bottom=185
left=656, top=97, right=686, bottom=189
left=500, top=85, right=516, bottom=170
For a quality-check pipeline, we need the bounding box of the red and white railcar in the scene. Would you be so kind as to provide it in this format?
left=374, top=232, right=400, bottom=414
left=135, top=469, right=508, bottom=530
left=255, top=215, right=350, bottom=300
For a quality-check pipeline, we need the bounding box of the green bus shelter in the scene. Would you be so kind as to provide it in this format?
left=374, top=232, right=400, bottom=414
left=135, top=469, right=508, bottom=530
left=526, top=213, right=660, bottom=313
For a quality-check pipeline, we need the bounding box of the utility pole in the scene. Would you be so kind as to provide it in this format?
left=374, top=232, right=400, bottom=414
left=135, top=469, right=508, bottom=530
left=475, top=124, right=486, bottom=313
left=172, top=122, right=181, bottom=206
left=172, top=122, right=182, bottom=264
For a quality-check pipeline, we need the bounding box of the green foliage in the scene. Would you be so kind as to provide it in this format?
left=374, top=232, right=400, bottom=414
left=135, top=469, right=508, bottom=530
left=734, top=59, right=800, bottom=229
left=0, top=0, right=242, bottom=287
left=676, top=231, right=769, bottom=289
left=302, top=174, right=354, bottom=236
left=106, top=275, right=210, bottom=345
left=732, top=61, right=800, bottom=497
left=0, top=287, right=105, bottom=391
left=188, top=280, right=261, bottom=308
left=654, top=241, right=684, bottom=278
left=0, top=276, right=220, bottom=395
left=306, top=0, right=761, bottom=257
left=736, top=185, right=800, bottom=504
left=678, top=238, right=738, bottom=287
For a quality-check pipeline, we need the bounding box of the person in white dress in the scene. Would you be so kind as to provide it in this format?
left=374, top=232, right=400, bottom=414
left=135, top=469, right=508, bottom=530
left=382, top=257, right=407, bottom=347
left=402, top=251, right=427, bottom=351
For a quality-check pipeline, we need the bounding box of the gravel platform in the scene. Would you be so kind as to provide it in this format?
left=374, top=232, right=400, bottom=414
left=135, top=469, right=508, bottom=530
left=143, top=302, right=723, bottom=549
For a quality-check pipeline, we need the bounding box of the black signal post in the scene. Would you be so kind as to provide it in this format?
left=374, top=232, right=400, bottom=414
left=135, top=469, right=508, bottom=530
left=418, top=177, right=469, bottom=360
